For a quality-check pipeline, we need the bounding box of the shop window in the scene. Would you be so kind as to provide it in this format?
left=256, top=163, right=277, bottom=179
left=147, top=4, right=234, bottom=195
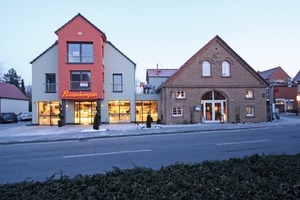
left=202, top=61, right=211, bottom=77
left=172, top=107, right=183, bottom=116
left=45, top=73, right=56, bottom=93
left=246, top=90, right=254, bottom=99
left=113, top=74, right=123, bottom=92
left=38, top=101, right=60, bottom=125
left=246, top=106, right=255, bottom=117
left=135, top=101, right=158, bottom=122
left=67, top=42, right=93, bottom=63
left=176, top=91, right=185, bottom=99
left=108, top=100, right=130, bottom=123
left=222, top=61, right=231, bottom=77
left=70, top=71, right=91, bottom=90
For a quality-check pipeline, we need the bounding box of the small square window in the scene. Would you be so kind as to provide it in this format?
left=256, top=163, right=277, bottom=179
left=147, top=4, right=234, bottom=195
left=172, top=107, right=182, bottom=116
left=246, top=106, right=255, bottom=117
left=246, top=90, right=254, bottom=98
left=176, top=91, right=185, bottom=99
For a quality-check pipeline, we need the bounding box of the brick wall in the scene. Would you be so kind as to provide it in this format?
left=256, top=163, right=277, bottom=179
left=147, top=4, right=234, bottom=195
left=160, top=36, right=268, bottom=124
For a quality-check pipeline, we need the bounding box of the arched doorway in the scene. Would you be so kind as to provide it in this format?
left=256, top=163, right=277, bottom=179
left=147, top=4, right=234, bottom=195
left=201, top=91, right=227, bottom=123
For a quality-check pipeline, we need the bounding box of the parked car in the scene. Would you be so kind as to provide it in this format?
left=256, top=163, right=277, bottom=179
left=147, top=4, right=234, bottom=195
left=17, top=112, right=32, bottom=121
left=0, top=113, right=18, bottom=123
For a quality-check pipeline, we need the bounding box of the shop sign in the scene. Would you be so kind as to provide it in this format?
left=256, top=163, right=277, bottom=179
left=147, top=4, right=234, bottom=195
left=62, top=90, right=97, bottom=99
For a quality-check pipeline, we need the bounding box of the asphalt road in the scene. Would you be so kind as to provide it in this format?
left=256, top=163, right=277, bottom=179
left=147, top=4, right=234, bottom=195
left=0, top=125, right=299, bottom=184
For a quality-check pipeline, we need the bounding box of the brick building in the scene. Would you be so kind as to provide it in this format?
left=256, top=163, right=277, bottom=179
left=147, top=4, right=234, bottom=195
left=259, top=67, right=298, bottom=113
left=157, top=35, right=268, bottom=124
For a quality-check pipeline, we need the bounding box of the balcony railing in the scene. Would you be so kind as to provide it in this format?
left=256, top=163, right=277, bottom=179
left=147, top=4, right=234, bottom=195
left=70, top=81, right=91, bottom=90
left=66, top=54, right=94, bottom=63
left=45, top=83, right=56, bottom=93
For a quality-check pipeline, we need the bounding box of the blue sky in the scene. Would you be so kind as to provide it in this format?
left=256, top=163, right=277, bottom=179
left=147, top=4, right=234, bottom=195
left=1, top=0, right=299, bottom=85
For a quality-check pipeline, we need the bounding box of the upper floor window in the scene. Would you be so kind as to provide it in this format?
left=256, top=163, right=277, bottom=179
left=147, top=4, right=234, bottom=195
left=246, top=106, right=255, bottom=117
left=113, top=74, right=123, bottom=92
left=70, top=71, right=91, bottom=90
left=222, top=61, right=230, bottom=77
left=172, top=107, right=183, bottom=116
left=246, top=90, right=254, bottom=98
left=176, top=91, right=185, bottom=99
left=45, top=73, right=56, bottom=93
left=67, top=43, right=93, bottom=63
left=202, top=61, right=211, bottom=77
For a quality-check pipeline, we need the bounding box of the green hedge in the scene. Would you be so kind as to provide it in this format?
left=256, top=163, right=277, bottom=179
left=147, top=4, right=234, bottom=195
left=1, top=154, right=299, bottom=199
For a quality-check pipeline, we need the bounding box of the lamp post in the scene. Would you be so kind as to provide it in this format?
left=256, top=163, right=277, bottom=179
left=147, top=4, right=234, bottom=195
left=297, top=94, right=300, bottom=116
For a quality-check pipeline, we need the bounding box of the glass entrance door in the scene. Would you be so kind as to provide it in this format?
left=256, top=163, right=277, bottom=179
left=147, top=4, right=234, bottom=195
left=203, top=102, right=225, bottom=123
left=74, top=101, right=97, bottom=124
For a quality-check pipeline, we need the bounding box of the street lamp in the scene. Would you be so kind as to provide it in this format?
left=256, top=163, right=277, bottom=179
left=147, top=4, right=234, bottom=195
left=297, top=94, right=300, bottom=116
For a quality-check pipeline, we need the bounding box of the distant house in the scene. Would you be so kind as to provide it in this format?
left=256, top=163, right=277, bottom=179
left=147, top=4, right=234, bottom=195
left=0, top=82, right=28, bottom=113
left=136, top=68, right=177, bottom=123
left=157, top=35, right=268, bottom=124
left=292, top=70, right=300, bottom=83
left=259, top=66, right=298, bottom=112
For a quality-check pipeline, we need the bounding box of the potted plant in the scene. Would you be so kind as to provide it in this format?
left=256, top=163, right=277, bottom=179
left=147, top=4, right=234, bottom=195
left=58, top=102, right=64, bottom=127
left=146, top=113, right=153, bottom=128
left=93, top=101, right=101, bottom=130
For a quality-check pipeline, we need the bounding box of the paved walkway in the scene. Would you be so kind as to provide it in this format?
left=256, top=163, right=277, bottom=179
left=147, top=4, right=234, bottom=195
left=0, top=115, right=299, bottom=144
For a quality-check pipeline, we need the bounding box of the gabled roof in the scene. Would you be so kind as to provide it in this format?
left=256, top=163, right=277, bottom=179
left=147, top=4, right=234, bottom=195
left=164, top=35, right=268, bottom=86
left=55, top=13, right=107, bottom=41
left=258, top=66, right=291, bottom=83
left=292, top=70, right=300, bottom=83
left=147, top=69, right=178, bottom=77
left=0, top=82, right=28, bottom=100
left=30, top=41, right=58, bottom=64
left=258, top=67, right=280, bottom=80
left=106, top=41, right=136, bottom=66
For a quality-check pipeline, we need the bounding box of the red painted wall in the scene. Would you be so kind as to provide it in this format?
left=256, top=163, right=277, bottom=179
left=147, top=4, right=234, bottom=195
left=56, top=15, right=105, bottom=100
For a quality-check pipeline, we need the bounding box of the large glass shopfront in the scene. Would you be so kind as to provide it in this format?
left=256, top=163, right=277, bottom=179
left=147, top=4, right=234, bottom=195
left=74, top=101, right=97, bottom=124
left=108, top=100, right=130, bottom=123
left=136, top=100, right=158, bottom=123
left=38, top=101, right=60, bottom=125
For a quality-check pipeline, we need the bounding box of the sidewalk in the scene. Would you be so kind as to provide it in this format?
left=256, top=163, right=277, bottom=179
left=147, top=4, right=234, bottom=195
left=0, top=115, right=299, bottom=144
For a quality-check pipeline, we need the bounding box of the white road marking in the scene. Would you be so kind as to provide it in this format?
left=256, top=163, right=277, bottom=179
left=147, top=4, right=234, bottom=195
left=216, top=139, right=271, bottom=146
left=63, top=149, right=151, bottom=159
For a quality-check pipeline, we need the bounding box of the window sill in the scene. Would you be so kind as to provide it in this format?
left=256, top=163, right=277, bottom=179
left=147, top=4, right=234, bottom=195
left=245, top=97, right=254, bottom=100
left=45, top=91, right=57, bottom=93
left=221, top=75, right=231, bottom=78
left=246, top=116, right=255, bottom=118
left=202, top=75, right=212, bottom=78
left=66, top=62, right=94, bottom=64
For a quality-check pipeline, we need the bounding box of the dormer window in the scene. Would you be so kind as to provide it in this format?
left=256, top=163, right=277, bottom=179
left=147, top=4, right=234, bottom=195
left=67, top=42, right=94, bottom=63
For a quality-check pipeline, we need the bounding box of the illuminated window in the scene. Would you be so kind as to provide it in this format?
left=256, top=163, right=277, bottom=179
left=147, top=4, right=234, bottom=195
left=246, top=90, right=254, bottom=98
left=246, top=106, right=255, bottom=117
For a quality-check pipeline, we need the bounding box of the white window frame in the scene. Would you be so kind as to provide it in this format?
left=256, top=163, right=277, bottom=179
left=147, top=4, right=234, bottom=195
left=172, top=107, right=183, bottom=116
left=176, top=91, right=185, bottom=99
left=246, top=106, right=255, bottom=117
left=246, top=90, right=254, bottom=99
left=202, top=61, right=211, bottom=77
left=222, top=61, right=230, bottom=77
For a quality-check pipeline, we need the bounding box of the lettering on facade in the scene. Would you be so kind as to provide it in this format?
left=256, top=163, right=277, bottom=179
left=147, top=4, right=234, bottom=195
left=62, top=91, right=97, bottom=99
